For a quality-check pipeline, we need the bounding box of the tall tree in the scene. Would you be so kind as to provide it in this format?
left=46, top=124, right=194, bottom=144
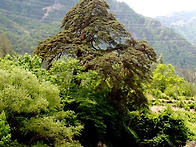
left=34, top=0, right=157, bottom=108
left=34, top=0, right=130, bottom=66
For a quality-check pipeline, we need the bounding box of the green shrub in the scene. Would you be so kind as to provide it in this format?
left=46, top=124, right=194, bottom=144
left=129, top=108, right=189, bottom=147
left=144, top=133, right=172, bottom=147
left=154, top=108, right=189, bottom=146
left=149, top=64, right=192, bottom=100
left=0, top=58, right=83, bottom=146
left=47, top=58, right=140, bottom=147
left=0, top=111, right=11, bottom=146
left=190, top=84, right=196, bottom=97
left=176, top=100, right=185, bottom=108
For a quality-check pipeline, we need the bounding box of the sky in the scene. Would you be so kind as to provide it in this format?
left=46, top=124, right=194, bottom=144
left=117, top=0, right=196, bottom=18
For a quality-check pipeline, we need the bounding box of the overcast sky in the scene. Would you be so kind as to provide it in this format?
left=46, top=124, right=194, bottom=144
left=117, top=0, right=196, bottom=18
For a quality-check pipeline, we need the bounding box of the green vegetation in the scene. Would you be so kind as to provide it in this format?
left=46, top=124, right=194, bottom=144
left=149, top=64, right=195, bottom=108
left=34, top=0, right=157, bottom=109
left=0, top=111, right=11, bottom=146
left=150, top=64, right=190, bottom=97
left=157, top=10, right=196, bottom=46
left=0, top=33, right=13, bottom=58
left=147, top=63, right=196, bottom=142
left=0, top=54, right=194, bottom=146
left=129, top=108, right=189, bottom=147
left=1, top=0, right=196, bottom=67
left=0, top=0, right=195, bottom=146
left=0, top=55, right=83, bottom=146
left=111, top=2, right=196, bottom=67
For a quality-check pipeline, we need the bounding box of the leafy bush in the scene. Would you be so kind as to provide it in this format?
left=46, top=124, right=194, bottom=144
left=150, top=64, right=191, bottom=100
left=0, top=65, right=60, bottom=114
left=0, top=57, right=83, bottom=146
left=0, top=111, right=11, bottom=146
left=46, top=58, right=140, bottom=147
left=154, top=108, right=189, bottom=146
left=22, top=111, right=83, bottom=147
left=128, top=108, right=189, bottom=147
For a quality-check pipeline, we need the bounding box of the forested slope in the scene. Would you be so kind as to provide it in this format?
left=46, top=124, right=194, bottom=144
left=157, top=10, right=196, bottom=47
left=108, top=1, right=196, bottom=67
left=1, top=0, right=196, bottom=67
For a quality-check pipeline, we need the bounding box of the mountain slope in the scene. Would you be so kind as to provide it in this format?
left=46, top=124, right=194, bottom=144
left=107, top=1, right=196, bottom=67
left=157, top=10, right=196, bottom=47
left=1, top=0, right=196, bottom=67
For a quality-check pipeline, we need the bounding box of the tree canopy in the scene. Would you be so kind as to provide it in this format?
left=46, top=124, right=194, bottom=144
left=0, top=55, right=83, bottom=146
left=34, top=0, right=157, bottom=108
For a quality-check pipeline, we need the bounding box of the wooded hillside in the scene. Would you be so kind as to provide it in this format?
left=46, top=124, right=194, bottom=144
left=1, top=0, right=196, bottom=67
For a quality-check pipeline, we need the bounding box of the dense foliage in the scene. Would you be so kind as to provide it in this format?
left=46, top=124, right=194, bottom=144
left=35, top=0, right=157, bottom=111
left=0, top=111, right=11, bottom=146
left=1, top=0, right=196, bottom=67
left=0, top=55, right=83, bottom=146
left=150, top=64, right=190, bottom=97
left=0, top=54, right=193, bottom=146
left=147, top=63, right=196, bottom=143
left=129, top=108, right=189, bottom=147
left=149, top=64, right=195, bottom=105
left=0, top=0, right=195, bottom=146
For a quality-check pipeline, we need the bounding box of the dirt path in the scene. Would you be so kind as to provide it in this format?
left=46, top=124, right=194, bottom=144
left=39, top=3, right=63, bottom=22
left=40, top=6, right=53, bottom=22
left=150, top=105, right=195, bottom=113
